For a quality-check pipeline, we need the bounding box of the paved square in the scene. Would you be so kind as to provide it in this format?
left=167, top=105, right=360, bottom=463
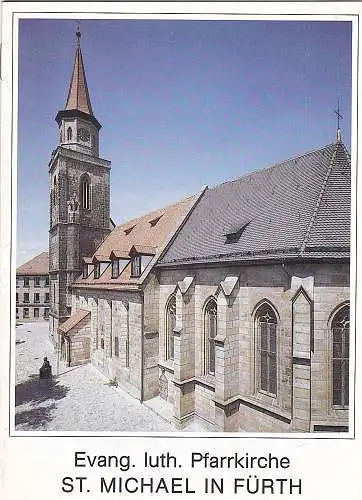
left=15, top=321, right=174, bottom=432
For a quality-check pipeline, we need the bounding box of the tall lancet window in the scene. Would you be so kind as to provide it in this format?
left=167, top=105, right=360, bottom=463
left=332, top=305, right=350, bottom=407
left=165, top=295, right=176, bottom=361
left=80, top=174, right=91, bottom=210
left=256, top=303, right=277, bottom=396
left=204, top=298, right=217, bottom=375
left=67, top=126, right=72, bottom=141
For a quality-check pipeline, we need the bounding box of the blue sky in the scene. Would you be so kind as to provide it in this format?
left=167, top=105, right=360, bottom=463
left=17, top=19, right=352, bottom=265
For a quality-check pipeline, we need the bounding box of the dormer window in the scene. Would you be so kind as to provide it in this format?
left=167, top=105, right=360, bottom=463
left=94, top=262, right=100, bottom=279
left=149, top=214, right=163, bottom=227
left=124, top=225, right=135, bottom=235
left=224, top=220, right=252, bottom=244
left=82, top=263, right=88, bottom=279
left=131, top=254, right=141, bottom=278
left=111, top=259, right=119, bottom=279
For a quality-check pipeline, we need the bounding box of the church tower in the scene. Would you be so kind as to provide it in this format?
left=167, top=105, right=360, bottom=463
left=49, top=29, right=111, bottom=340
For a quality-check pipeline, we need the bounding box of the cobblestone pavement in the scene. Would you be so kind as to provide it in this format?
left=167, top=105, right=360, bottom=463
left=15, top=321, right=174, bottom=432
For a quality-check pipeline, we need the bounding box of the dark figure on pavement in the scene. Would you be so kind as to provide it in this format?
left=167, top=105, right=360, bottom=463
left=39, top=357, right=52, bottom=379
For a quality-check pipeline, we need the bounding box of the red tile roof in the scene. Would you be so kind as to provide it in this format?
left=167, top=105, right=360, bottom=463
left=73, top=195, right=195, bottom=289
left=58, top=309, right=90, bottom=334
left=17, top=252, right=49, bottom=276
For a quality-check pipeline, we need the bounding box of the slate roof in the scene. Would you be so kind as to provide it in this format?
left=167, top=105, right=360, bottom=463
left=158, top=141, right=351, bottom=266
left=17, top=252, right=49, bottom=276
left=73, top=195, right=197, bottom=290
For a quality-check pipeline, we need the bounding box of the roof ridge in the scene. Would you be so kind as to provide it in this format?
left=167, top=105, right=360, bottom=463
left=300, top=142, right=340, bottom=252
left=213, top=143, right=336, bottom=190
left=116, top=195, right=196, bottom=229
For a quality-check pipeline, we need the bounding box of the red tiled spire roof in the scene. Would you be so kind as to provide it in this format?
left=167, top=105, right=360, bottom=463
left=65, top=29, right=93, bottom=116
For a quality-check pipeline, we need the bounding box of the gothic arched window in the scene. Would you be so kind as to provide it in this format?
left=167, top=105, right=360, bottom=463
left=80, top=175, right=91, bottom=210
left=67, top=127, right=72, bottom=141
left=165, top=295, right=176, bottom=361
left=332, top=304, right=350, bottom=407
left=255, top=302, right=278, bottom=396
left=204, top=298, right=217, bottom=375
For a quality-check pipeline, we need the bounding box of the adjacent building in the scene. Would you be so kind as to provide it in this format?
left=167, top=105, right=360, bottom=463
left=47, top=32, right=351, bottom=432
left=16, top=252, right=50, bottom=321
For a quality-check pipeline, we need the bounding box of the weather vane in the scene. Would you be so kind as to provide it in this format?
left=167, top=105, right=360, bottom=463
left=76, top=20, right=81, bottom=42
left=334, top=98, right=343, bottom=130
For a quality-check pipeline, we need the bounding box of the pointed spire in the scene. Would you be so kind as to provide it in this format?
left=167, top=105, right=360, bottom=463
left=65, top=28, right=94, bottom=116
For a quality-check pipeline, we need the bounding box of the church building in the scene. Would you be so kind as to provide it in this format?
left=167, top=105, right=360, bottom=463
left=49, top=32, right=351, bottom=432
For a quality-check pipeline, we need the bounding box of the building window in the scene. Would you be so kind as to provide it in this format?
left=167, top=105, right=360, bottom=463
left=45, top=276, right=49, bottom=286
left=67, top=126, right=72, bottom=141
left=114, top=337, right=119, bottom=357
left=34, top=308, right=39, bottom=318
left=131, top=254, right=141, bottom=277
left=111, top=259, right=119, bottom=279
left=255, top=303, right=278, bottom=396
left=44, top=308, right=49, bottom=319
left=45, top=293, right=49, bottom=303
left=165, top=295, right=176, bottom=361
left=34, top=277, right=40, bottom=287
left=82, top=263, right=88, bottom=279
left=16, top=308, right=19, bottom=319
left=16, top=278, right=19, bottom=288
left=101, top=338, right=104, bottom=349
left=24, top=308, right=29, bottom=318
left=204, top=298, right=217, bottom=375
left=81, top=175, right=91, bottom=210
left=94, top=262, right=100, bottom=279
left=24, top=277, right=29, bottom=287
left=332, top=305, right=350, bottom=407
left=34, top=293, right=40, bottom=303
left=24, top=293, right=29, bottom=303
left=16, top=293, right=19, bottom=303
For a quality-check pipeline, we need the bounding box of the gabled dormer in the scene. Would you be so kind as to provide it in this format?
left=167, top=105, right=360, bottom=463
left=129, top=245, right=156, bottom=278
left=91, top=255, right=110, bottom=279
left=109, top=250, right=130, bottom=279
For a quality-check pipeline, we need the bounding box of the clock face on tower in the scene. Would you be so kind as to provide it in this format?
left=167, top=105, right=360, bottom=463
left=78, top=127, right=90, bottom=142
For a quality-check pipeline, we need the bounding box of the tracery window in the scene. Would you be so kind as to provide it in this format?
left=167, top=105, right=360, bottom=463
left=332, top=305, right=350, bottom=407
left=204, top=298, right=217, bottom=375
left=81, top=175, right=91, bottom=210
left=255, top=303, right=277, bottom=396
left=165, top=295, right=176, bottom=361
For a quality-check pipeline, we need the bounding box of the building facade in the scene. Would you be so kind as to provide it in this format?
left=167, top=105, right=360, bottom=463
left=49, top=33, right=351, bottom=432
left=16, top=252, right=50, bottom=321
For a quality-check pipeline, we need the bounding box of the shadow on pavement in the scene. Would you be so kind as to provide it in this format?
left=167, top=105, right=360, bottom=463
left=15, top=377, right=70, bottom=407
left=15, top=403, right=57, bottom=429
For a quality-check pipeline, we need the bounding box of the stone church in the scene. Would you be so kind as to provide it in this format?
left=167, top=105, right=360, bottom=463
left=49, top=32, right=351, bottom=432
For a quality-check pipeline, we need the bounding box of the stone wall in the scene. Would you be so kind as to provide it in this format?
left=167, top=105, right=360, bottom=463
left=157, top=260, right=350, bottom=432
left=72, top=288, right=143, bottom=400
left=67, top=315, right=91, bottom=366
